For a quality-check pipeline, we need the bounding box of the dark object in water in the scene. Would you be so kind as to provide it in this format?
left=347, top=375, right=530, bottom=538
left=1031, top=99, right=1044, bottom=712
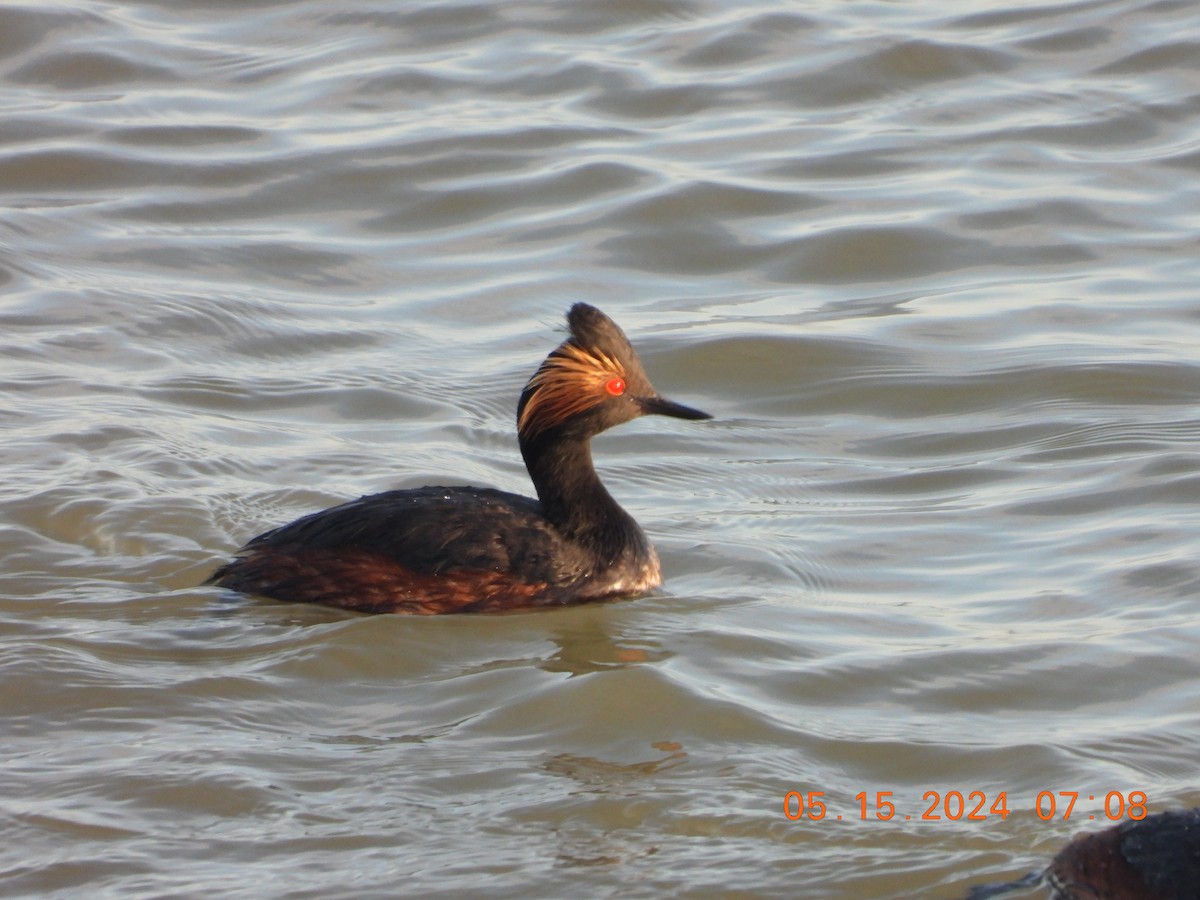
left=964, top=808, right=1200, bottom=900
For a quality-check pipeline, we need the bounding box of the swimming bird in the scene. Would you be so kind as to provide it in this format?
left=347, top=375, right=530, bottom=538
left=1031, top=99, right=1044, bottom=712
left=207, top=303, right=711, bottom=614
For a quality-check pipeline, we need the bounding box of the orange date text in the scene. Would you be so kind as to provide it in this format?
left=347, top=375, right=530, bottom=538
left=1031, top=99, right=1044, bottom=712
left=782, top=790, right=1149, bottom=823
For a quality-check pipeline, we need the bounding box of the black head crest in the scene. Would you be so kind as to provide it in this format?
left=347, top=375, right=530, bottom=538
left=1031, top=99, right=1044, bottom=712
left=517, top=305, right=640, bottom=439
left=517, top=304, right=711, bottom=442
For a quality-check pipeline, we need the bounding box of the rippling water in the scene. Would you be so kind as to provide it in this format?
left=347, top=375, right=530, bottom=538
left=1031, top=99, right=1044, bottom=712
left=3, top=1, right=1199, bottom=897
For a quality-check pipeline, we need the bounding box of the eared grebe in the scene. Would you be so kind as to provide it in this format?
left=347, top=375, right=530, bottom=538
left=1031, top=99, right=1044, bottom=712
left=207, top=303, right=711, bottom=614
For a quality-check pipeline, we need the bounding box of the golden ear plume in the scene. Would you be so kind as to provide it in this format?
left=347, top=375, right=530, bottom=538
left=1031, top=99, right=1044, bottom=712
left=518, top=343, right=625, bottom=437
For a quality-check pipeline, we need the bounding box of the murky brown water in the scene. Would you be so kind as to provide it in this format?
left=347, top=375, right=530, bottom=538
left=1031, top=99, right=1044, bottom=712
left=3, top=1, right=1199, bottom=897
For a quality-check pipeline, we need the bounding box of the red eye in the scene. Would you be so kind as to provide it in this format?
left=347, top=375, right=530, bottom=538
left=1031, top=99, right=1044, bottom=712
left=605, top=377, right=626, bottom=396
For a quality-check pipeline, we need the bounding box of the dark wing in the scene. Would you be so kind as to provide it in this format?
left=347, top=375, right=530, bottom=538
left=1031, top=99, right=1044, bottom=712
left=229, top=486, right=582, bottom=582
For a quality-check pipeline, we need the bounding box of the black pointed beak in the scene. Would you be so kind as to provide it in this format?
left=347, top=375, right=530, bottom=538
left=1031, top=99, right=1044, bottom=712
left=638, top=395, right=712, bottom=421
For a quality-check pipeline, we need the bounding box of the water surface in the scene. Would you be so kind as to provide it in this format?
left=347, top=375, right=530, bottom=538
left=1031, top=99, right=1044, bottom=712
left=3, top=1, right=1199, bottom=897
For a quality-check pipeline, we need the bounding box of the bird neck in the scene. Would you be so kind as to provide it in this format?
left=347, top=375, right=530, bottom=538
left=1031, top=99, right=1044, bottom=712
left=520, top=432, right=639, bottom=545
